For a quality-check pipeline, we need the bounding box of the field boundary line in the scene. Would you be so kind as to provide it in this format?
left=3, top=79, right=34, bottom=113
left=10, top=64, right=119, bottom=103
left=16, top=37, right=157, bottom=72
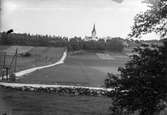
left=0, top=82, right=113, bottom=97
left=0, top=82, right=112, bottom=91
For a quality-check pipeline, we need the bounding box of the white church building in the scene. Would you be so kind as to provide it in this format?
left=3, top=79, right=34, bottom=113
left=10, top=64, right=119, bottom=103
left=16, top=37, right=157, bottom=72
left=85, top=24, right=98, bottom=41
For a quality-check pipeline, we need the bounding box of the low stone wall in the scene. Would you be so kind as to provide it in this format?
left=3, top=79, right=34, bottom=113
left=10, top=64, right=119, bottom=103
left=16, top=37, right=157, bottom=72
left=0, top=82, right=113, bottom=97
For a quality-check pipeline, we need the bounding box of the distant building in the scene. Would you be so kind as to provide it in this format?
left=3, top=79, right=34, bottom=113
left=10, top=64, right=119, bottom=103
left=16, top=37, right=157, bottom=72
left=85, top=24, right=98, bottom=41
left=91, top=24, right=96, bottom=39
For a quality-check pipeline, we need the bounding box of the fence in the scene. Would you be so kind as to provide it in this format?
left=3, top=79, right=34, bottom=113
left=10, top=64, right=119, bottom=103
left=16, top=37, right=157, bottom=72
left=0, top=51, right=17, bottom=80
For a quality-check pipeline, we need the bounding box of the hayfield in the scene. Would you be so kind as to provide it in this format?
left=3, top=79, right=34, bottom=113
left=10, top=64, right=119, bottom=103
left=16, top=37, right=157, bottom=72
left=17, top=51, right=128, bottom=87
left=0, top=46, right=129, bottom=114
left=0, top=45, right=65, bottom=72
left=2, top=47, right=167, bottom=115
left=1, top=45, right=128, bottom=87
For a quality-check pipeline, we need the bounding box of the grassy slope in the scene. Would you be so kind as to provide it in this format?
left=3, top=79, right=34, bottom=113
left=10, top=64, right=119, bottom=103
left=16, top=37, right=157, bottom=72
left=0, top=45, right=65, bottom=72
left=16, top=47, right=65, bottom=71
left=17, top=51, right=128, bottom=87
left=0, top=88, right=112, bottom=115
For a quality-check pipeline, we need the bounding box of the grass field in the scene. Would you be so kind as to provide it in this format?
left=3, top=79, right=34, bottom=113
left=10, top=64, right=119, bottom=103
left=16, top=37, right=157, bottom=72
left=2, top=47, right=167, bottom=115
left=1, top=46, right=128, bottom=87
left=0, top=46, right=116, bottom=115
left=17, top=51, right=128, bottom=87
left=0, top=45, right=65, bottom=72
left=1, top=87, right=167, bottom=115
left=0, top=87, right=112, bottom=115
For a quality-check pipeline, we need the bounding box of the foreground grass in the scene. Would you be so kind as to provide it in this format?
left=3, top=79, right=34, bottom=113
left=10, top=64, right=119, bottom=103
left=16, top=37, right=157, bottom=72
left=0, top=87, right=112, bottom=115
left=1, top=87, right=167, bottom=115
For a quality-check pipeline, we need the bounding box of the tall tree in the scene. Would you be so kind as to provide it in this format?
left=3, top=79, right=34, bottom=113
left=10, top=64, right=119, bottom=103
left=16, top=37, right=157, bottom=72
left=106, top=42, right=167, bottom=115
left=105, top=0, right=167, bottom=114
left=129, top=0, right=167, bottom=38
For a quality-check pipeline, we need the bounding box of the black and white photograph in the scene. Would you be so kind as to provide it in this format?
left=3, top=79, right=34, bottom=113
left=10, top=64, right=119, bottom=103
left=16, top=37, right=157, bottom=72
left=0, top=0, right=167, bottom=114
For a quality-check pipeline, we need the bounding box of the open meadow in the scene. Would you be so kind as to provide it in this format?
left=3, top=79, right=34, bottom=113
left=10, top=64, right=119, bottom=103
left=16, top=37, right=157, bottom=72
left=1, top=0, right=165, bottom=114
left=0, top=87, right=112, bottom=115
left=17, top=50, right=129, bottom=87
left=1, top=46, right=129, bottom=115
left=0, top=45, right=65, bottom=72
left=1, top=46, right=167, bottom=115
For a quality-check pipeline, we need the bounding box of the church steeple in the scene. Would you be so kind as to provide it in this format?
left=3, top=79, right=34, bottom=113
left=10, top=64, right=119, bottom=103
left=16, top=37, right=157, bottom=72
left=85, top=24, right=98, bottom=41
left=92, top=24, right=96, bottom=38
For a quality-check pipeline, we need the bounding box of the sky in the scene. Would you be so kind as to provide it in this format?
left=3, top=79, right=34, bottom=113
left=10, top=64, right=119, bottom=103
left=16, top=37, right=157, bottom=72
left=0, top=0, right=159, bottom=39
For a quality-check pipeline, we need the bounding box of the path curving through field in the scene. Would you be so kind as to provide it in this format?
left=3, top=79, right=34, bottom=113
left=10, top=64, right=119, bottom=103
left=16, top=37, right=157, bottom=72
left=15, top=50, right=67, bottom=78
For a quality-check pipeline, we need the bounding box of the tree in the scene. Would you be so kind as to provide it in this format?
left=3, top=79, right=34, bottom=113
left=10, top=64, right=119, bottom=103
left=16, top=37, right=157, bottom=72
left=68, top=37, right=81, bottom=51
left=129, top=0, right=167, bottom=38
left=97, top=39, right=106, bottom=50
left=105, top=0, right=167, bottom=114
left=106, top=38, right=124, bottom=52
left=106, top=42, right=167, bottom=115
left=83, top=40, right=97, bottom=50
left=0, top=32, right=11, bottom=45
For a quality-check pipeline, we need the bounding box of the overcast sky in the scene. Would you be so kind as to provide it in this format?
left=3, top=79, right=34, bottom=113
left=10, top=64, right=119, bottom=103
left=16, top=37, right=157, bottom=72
left=1, top=0, right=158, bottom=39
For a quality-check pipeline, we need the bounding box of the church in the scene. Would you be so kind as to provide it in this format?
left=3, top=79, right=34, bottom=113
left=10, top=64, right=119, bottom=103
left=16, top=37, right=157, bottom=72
left=85, top=24, right=98, bottom=41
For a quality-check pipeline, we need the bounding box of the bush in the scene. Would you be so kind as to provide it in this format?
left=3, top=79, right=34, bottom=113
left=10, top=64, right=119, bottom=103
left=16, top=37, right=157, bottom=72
left=106, top=38, right=124, bottom=52
left=20, top=52, right=31, bottom=57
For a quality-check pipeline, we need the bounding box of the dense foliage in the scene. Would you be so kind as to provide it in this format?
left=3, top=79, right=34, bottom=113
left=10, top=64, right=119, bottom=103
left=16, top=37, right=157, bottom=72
left=68, top=37, right=124, bottom=52
left=0, top=32, right=68, bottom=47
left=129, top=0, right=167, bottom=38
left=106, top=38, right=124, bottom=52
left=105, top=0, right=167, bottom=114
left=0, top=33, right=124, bottom=52
left=105, top=40, right=167, bottom=115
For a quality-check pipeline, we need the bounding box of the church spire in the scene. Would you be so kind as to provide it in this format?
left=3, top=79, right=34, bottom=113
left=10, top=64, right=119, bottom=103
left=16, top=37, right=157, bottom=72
left=92, top=24, right=96, bottom=38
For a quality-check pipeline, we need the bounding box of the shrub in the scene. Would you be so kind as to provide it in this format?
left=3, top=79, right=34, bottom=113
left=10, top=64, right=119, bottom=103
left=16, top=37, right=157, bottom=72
left=20, top=52, right=31, bottom=57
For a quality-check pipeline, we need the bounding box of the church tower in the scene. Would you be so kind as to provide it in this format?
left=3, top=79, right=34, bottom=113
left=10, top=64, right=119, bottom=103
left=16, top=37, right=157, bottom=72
left=85, top=24, right=98, bottom=41
left=91, top=24, right=96, bottom=39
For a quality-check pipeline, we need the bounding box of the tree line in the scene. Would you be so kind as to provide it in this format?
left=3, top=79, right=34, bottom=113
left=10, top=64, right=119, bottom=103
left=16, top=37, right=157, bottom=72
left=0, top=32, right=124, bottom=52
left=0, top=32, right=68, bottom=47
